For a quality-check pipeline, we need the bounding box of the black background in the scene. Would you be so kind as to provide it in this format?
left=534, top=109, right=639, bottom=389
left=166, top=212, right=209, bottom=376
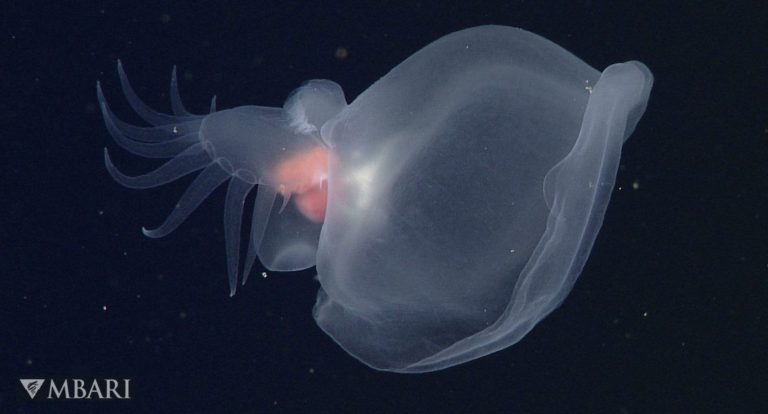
left=2, top=1, right=766, bottom=413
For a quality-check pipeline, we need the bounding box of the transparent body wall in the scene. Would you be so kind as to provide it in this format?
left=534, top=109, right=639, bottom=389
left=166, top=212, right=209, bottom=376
left=99, top=26, right=653, bottom=372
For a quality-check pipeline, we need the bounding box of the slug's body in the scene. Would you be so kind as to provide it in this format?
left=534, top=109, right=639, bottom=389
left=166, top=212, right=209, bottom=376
left=100, top=26, right=652, bottom=373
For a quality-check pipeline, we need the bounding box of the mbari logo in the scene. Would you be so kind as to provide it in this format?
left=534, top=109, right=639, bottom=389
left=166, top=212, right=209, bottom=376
left=19, top=378, right=131, bottom=400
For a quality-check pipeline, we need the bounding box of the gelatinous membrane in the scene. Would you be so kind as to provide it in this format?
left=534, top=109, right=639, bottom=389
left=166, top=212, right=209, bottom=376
left=313, top=26, right=652, bottom=372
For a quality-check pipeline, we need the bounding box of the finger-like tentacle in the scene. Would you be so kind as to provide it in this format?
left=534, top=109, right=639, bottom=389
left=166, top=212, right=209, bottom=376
left=100, top=89, right=199, bottom=158
left=243, top=185, right=277, bottom=285
left=224, top=179, right=255, bottom=296
left=170, top=66, right=191, bottom=117
left=117, top=60, right=185, bottom=126
left=104, top=144, right=208, bottom=189
left=142, top=164, right=230, bottom=238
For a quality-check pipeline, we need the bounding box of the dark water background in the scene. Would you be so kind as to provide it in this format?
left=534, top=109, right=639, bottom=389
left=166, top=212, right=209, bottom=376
left=2, top=1, right=766, bottom=413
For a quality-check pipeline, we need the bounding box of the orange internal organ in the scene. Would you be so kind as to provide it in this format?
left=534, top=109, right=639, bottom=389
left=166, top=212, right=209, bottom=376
left=272, top=147, right=329, bottom=223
